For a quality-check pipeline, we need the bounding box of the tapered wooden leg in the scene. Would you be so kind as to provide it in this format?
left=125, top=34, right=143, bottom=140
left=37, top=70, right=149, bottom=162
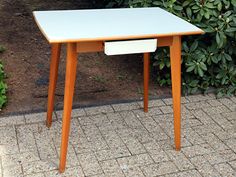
left=170, top=36, right=181, bottom=151
left=59, top=43, right=78, bottom=173
left=143, top=53, right=150, bottom=112
left=47, top=43, right=61, bottom=127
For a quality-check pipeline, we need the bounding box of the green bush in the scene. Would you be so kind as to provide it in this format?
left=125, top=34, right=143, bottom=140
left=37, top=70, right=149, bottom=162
left=105, top=0, right=236, bottom=97
left=0, top=46, right=7, bottom=109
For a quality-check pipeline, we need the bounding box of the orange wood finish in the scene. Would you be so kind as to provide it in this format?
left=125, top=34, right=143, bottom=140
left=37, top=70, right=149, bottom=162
left=45, top=35, right=186, bottom=173
left=76, top=41, right=104, bottom=53
left=46, top=43, right=61, bottom=127
left=143, top=53, right=150, bottom=112
left=59, top=43, right=78, bottom=173
left=75, top=37, right=172, bottom=53
left=170, top=36, right=182, bottom=150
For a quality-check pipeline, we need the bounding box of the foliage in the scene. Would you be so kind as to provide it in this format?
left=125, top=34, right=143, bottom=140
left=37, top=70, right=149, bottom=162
left=0, top=46, right=7, bottom=109
left=105, top=0, right=236, bottom=97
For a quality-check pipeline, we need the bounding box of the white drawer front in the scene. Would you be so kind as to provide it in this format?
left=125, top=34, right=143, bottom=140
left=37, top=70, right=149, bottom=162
left=104, top=39, right=157, bottom=55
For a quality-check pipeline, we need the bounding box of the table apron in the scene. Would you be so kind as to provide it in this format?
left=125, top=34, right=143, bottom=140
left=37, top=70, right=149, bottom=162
left=76, top=36, right=173, bottom=53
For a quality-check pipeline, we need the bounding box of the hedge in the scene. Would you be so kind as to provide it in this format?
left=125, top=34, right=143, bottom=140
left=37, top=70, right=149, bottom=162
left=105, top=0, right=236, bottom=97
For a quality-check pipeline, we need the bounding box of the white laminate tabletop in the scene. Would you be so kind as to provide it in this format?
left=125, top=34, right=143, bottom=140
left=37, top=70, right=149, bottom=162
left=33, top=7, right=204, bottom=43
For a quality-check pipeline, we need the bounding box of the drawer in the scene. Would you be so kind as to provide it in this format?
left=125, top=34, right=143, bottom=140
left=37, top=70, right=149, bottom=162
left=104, top=39, right=157, bottom=55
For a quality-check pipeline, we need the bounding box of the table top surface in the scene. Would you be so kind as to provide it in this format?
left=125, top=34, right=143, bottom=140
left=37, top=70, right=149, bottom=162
left=33, top=7, right=204, bottom=43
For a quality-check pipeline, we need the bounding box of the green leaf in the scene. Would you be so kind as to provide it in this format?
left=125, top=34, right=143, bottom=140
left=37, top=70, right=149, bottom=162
left=198, top=66, right=204, bottom=77
left=186, top=65, right=195, bottom=72
left=159, top=62, right=165, bottom=69
left=232, top=0, right=236, bottom=6
left=200, top=62, right=207, bottom=71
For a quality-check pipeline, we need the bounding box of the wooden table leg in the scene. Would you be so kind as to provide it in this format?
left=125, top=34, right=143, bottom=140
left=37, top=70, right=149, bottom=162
left=143, top=53, right=150, bottom=112
left=47, top=43, right=61, bottom=127
left=59, top=43, right=78, bottom=173
left=170, top=36, right=181, bottom=151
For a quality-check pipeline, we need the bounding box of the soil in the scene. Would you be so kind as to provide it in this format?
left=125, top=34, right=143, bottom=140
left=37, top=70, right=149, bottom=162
left=0, top=0, right=171, bottom=116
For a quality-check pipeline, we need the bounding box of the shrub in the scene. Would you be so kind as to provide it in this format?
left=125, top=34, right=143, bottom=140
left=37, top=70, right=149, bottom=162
left=105, top=0, right=236, bottom=97
left=0, top=46, right=7, bottom=109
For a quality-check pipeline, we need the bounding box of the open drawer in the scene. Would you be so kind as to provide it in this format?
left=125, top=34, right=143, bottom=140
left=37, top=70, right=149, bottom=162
left=104, top=39, right=157, bottom=55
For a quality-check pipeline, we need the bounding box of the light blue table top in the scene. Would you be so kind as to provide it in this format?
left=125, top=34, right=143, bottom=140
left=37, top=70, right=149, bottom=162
left=33, top=7, right=204, bottom=43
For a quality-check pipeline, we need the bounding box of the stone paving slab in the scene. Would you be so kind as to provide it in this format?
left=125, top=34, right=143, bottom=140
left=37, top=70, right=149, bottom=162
left=0, top=94, right=235, bottom=177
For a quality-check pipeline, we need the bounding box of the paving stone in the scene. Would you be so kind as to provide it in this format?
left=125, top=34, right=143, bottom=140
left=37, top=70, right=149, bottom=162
left=137, top=116, right=169, bottom=141
left=142, top=140, right=161, bottom=153
left=45, top=166, right=84, bottom=177
left=214, top=162, right=235, bottom=177
left=191, top=109, right=216, bottom=125
left=182, top=144, right=214, bottom=158
left=121, top=166, right=145, bottom=177
left=89, top=114, right=111, bottom=127
left=106, top=112, right=128, bottom=130
left=25, top=112, right=56, bottom=123
left=24, top=173, right=45, bottom=177
left=229, top=160, right=236, bottom=170
left=84, top=105, right=114, bottom=116
left=117, top=153, right=153, bottom=168
left=55, top=108, right=86, bottom=119
left=73, top=137, right=94, bottom=154
left=132, top=107, right=162, bottom=118
left=3, top=165, right=23, bottom=177
left=119, top=111, right=143, bottom=129
left=0, top=95, right=235, bottom=176
left=224, top=138, right=236, bottom=153
left=99, top=159, right=123, bottom=175
left=102, top=130, right=125, bottom=149
left=203, top=152, right=227, bottom=165
left=95, top=146, right=131, bottom=161
left=207, top=99, right=223, bottom=107
left=210, top=114, right=234, bottom=131
left=157, top=139, right=174, bottom=150
left=185, top=101, right=211, bottom=110
left=222, top=111, right=236, bottom=121
left=219, top=149, right=236, bottom=162
left=112, top=102, right=140, bottom=111
left=0, top=125, right=19, bottom=155
left=213, top=128, right=235, bottom=141
left=182, top=117, right=203, bottom=128
left=68, top=119, right=86, bottom=145
left=200, top=133, right=228, bottom=151
left=140, top=161, right=178, bottom=176
left=219, top=97, right=236, bottom=111
left=138, top=99, right=165, bottom=108
left=165, top=169, right=202, bottom=177
left=34, top=131, right=58, bottom=160
left=186, top=94, right=211, bottom=102
left=230, top=96, right=236, bottom=103
left=0, top=160, right=2, bottom=177
left=159, top=106, right=173, bottom=114
left=149, top=150, right=169, bottom=163
left=190, top=155, right=221, bottom=177
left=121, top=136, right=147, bottom=155
left=22, top=160, right=57, bottom=175
left=55, top=145, right=80, bottom=168
left=0, top=115, right=25, bottom=127
left=203, top=105, right=231, bottom=116
left=166, top=149, right=194, bottom=171
left=1, top=151, right=40, bottom=168
left=162, top=97, right=189, bottom=105
left=192, top=123, right=224, bottom=135
left=183, top=128, right=206, bottom=145
left=77, top=152, right=103, bottom=176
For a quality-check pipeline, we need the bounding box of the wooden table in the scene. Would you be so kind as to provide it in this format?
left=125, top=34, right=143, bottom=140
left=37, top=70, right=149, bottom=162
left=33, top=7, right=204, bottom=172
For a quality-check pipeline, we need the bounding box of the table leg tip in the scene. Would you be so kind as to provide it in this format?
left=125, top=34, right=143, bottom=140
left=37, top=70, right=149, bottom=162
left=46, top=121, right=52, bottom=128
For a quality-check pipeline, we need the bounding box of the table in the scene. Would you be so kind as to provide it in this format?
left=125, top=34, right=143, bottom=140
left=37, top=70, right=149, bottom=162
left=33, top=7, right=204, bottom=172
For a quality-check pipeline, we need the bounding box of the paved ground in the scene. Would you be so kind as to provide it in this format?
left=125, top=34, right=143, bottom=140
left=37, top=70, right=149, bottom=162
left=0, top=94, right=235, bottom=177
